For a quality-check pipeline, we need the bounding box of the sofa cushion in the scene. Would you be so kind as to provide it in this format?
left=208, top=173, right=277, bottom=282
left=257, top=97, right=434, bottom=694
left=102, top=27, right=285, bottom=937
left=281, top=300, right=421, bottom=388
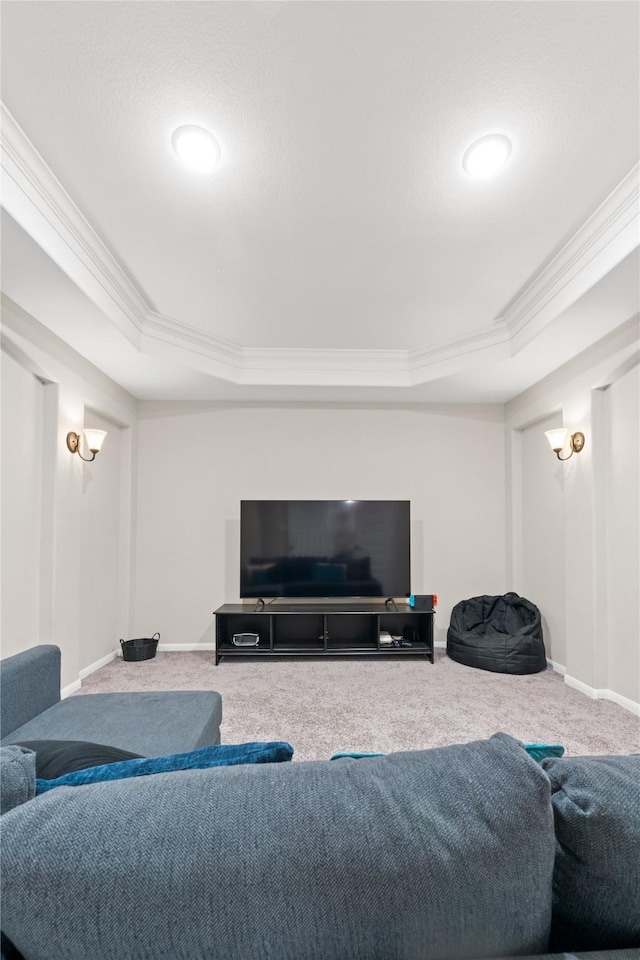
left=36, top=741, right=294, bottom=793
left=0, top=732, right=555, bottom=960
left=14, top=740, right=143, bottom=779
left=542, top=753, right=640, bottom=951
left=0, top=746, right=36, bottom=814
left=1, top=691, right=222, bottom=757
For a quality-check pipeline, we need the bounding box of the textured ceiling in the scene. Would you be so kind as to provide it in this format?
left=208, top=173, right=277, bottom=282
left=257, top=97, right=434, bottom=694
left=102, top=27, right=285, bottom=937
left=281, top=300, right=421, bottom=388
left=0, top=1, right=638, bottom=401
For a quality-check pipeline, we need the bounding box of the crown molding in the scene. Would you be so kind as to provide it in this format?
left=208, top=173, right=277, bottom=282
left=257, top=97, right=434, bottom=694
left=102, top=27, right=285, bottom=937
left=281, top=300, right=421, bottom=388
left=140, top=320, right=511, bottom=386
left=143, top=312, right=243, bottom=365
left=242, top=345, right=409, bottom=385
left=410, top=324, right=511, bottom=370
left=2, top=102, right=637, bottom=388
left=142, top=317, right=413, bottom=385
left=1, top=101, right=147, bottom=346
left=496, top=163, right=640, bottom=354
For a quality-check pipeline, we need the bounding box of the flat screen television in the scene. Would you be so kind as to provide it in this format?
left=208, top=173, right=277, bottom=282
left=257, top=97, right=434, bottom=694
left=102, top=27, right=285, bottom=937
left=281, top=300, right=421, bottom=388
left=240, top=500, right=410, bottom=599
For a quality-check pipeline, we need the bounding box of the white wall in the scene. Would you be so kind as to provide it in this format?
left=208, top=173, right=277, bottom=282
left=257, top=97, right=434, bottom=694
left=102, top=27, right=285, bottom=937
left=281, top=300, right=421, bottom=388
left=507, top=315, right=639, bottom=712
left=521, top=413, right=566, bottom=668
left=0, top=296, right=137, bottom=689
left=1, top=350, right=43, bottom=657
left=78, top=409, right=125, bottom=671
left=132, top=402, right=507, bottom=648
left=604, top=364, right=639, bottom=705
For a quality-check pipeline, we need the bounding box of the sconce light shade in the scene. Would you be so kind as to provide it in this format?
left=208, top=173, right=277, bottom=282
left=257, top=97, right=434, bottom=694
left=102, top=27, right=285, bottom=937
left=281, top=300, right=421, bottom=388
left=545, top=428, right=585, bottom=461
left=82, top=429, right=107, bottom=454
left=545, top=428, right=569, bottom=454
left=67, top=429, right=107, bottom=462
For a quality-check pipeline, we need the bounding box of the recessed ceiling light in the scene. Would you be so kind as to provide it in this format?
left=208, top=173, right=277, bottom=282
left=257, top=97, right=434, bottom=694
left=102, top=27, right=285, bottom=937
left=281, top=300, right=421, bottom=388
left=462, top=134, right=512, bottom=179
left=171, top=124, right=221, bottom=173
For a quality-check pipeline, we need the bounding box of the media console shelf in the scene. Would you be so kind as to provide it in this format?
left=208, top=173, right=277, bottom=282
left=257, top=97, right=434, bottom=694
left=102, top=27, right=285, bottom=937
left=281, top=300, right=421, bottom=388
left=213, top=603, right=434, bottom=666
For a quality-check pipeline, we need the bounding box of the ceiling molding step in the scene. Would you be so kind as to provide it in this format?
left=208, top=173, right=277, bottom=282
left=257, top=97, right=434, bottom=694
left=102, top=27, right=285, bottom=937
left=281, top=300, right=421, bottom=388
left=403, top=325, right=512, bottom=385
left=239, top=346, right=410, bottom=386
left=141, top=330, right=412, bottom=386
left=144, top=311, right=511, bottom=373
left=141, top=311, right=244, bottom=382
left=496, top=163, right=640, bottom=354
left=0, top=101, right=148, bottom=347
left=141, top=315, right=411, bottom=384
left=242, top=345, right=406, bottom=371
left=140, top=314, right=512, bottom=387
left=237, top=369, right=412, bottom=387
left=409, top=324, right=511, bottom=370
left=143, top=311, right=243, bottom=365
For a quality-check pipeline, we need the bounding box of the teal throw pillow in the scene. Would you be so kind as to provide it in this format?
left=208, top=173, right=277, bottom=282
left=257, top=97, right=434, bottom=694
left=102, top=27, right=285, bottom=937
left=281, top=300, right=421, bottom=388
left=523, top=743, right=564, bottom=762
left=36, top=741, right=294, bottom=793
left=330, top=742, right=564, bottom=762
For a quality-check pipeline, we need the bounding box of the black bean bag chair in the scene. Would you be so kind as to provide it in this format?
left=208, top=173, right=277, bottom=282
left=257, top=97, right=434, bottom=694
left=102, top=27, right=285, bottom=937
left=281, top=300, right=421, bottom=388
left=447, top=592, right=546, bottom=675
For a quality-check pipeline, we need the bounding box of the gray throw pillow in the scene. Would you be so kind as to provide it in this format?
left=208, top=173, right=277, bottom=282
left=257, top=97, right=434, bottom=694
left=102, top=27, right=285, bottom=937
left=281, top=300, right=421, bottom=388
left=543, top=753, right=640, bottom=951
left=0, top=745, right=36, bottom=814
left=14, top=740, right=143, bottom=779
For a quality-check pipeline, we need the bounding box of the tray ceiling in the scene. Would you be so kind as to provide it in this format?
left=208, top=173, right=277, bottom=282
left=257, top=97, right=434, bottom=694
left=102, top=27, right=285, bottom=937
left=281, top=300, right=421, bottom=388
left=1, top=1, right=638, bottom=402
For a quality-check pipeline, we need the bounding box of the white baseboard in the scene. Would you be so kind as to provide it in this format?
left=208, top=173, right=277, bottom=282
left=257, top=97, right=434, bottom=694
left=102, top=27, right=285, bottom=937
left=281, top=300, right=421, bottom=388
left=156, top=643, right=216, bottom=652
left=434, top=640, right=446, bottom=649
left=564, top=674, right=640, bottom=716
left=79, top=650, right=117, bottom=680
left=564, top=674, right=598, bottom=698
left=61, top=679, right=82, bottom=698
left=61, top=650, right=119, bottom=697
left=546, top=658, right=566, bottom=675
left=605, top=690, right=640, bottom=716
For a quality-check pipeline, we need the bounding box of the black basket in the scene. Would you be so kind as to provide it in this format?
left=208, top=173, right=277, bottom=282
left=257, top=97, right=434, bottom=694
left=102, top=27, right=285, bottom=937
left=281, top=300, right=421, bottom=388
left=119, top=633, right=160, bottom=662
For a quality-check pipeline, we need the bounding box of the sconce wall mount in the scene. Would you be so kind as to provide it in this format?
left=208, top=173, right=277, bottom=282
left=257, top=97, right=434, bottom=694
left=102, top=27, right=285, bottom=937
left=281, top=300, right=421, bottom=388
left=545, top=428, right=585, bottom=461
left=66, top=429, right=107, bottom=463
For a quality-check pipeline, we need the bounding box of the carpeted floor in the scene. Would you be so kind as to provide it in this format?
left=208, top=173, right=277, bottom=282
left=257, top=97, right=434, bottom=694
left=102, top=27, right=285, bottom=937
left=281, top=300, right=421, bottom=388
left=80, top=650, right=640, bottom=760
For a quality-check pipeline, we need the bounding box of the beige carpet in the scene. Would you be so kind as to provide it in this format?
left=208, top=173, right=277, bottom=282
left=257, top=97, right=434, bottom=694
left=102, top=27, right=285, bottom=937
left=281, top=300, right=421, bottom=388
left=80, top=650, right=640, bottom=761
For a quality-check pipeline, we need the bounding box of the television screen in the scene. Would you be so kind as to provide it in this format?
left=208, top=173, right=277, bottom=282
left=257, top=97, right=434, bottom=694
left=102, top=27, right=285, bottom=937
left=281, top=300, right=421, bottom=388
left=240, top=500, right=410, bottom=598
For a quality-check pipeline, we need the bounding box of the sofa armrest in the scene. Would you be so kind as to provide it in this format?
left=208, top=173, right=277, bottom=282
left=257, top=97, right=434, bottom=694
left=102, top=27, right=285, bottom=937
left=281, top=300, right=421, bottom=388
left=0, top=646, right=61, bottom=740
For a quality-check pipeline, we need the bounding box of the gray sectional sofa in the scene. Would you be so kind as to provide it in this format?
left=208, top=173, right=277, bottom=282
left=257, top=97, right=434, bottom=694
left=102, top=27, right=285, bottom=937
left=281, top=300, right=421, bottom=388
left=0, top=645, right=222, bottom=755
left=0, top=646, right=638, bottom=960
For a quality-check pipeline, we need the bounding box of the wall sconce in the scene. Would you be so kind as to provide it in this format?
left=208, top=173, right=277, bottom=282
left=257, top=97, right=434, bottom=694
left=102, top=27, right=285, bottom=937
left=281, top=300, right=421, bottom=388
left=545, top=428, right=585, bottom=461
left=66, top=429, right=107, bottom=463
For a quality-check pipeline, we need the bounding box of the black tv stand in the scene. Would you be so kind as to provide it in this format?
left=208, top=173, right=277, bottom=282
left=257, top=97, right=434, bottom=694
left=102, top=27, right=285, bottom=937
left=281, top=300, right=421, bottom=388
left=213, top=602, right=435, bottom=666
left=385, top=597, right=399, bottom=611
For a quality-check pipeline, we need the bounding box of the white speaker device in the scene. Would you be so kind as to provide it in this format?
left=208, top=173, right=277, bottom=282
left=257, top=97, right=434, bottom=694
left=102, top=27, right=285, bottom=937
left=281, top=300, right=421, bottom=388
left=232, top=633, right=260, bottom=647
